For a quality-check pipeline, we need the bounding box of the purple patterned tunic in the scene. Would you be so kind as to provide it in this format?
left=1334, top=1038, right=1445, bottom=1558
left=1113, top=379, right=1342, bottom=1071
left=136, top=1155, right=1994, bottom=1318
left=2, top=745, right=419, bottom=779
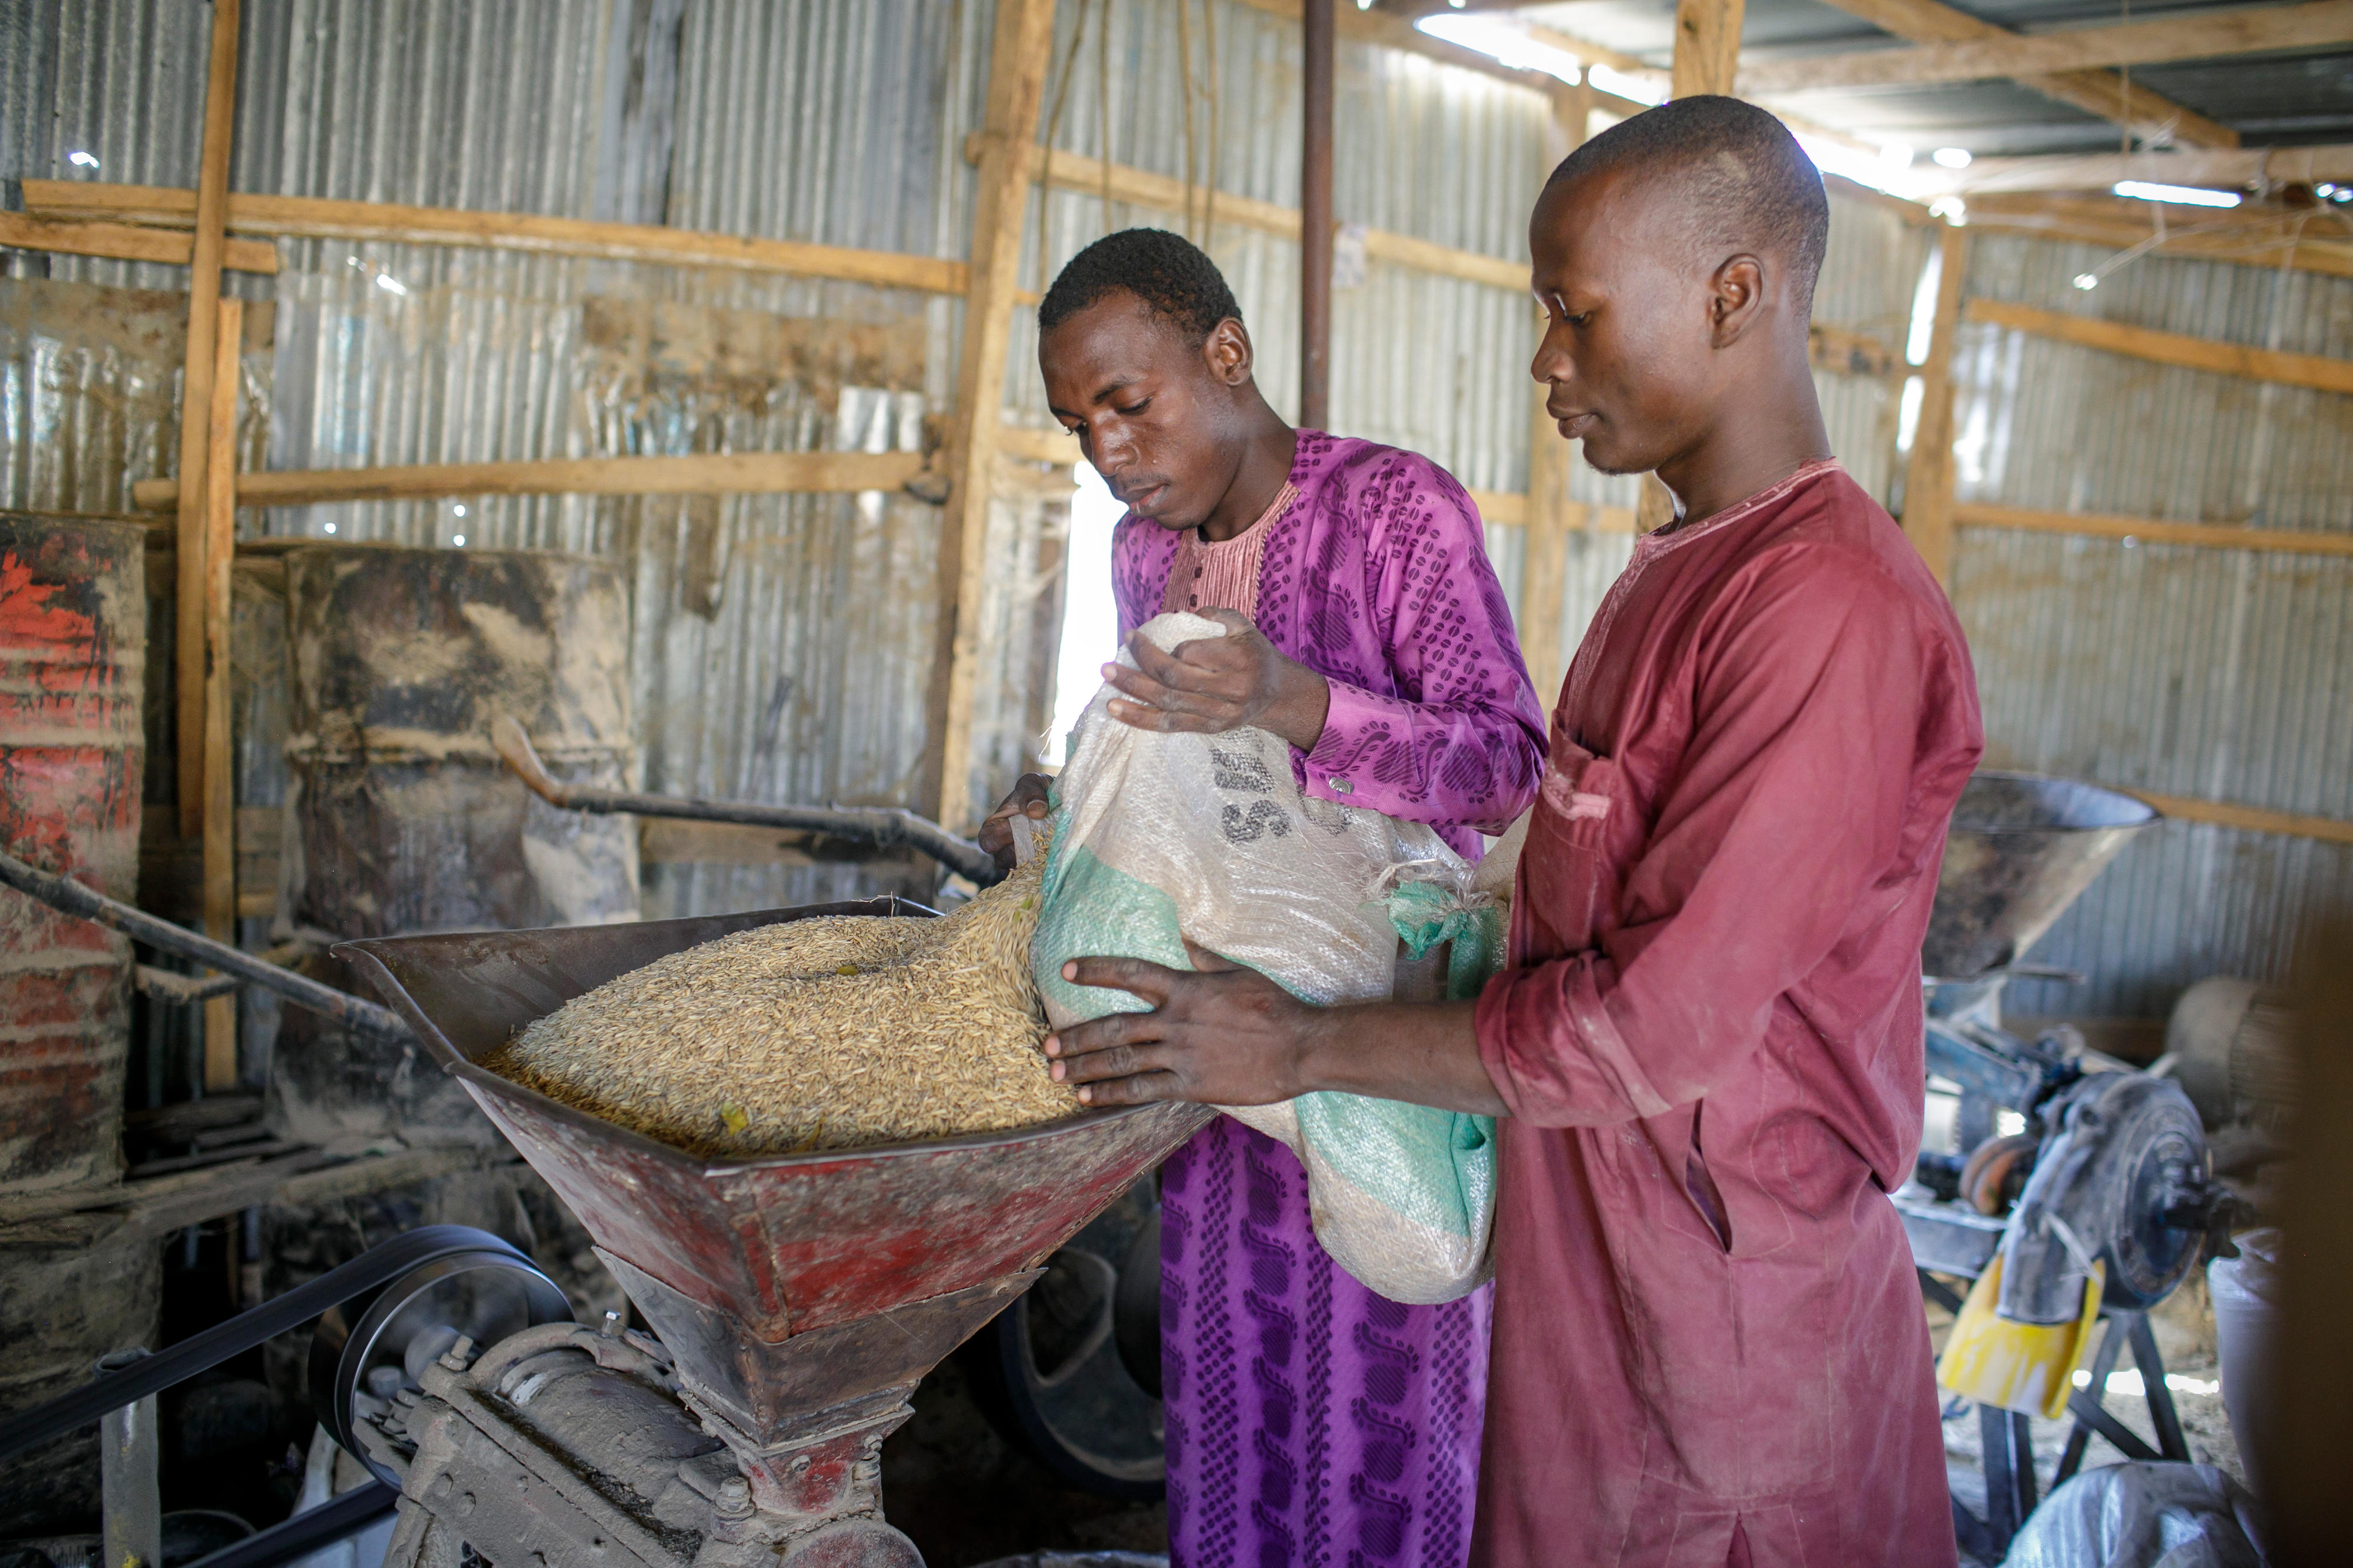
left=1110, top=431, right=1548, bottom=1568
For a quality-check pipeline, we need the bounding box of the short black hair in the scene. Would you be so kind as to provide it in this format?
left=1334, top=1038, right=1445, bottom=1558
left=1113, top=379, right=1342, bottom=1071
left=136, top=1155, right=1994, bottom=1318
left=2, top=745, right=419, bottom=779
left=1038, top=228, right=1242, bottom=344
left=1547, top=95, right=1829, bottom=313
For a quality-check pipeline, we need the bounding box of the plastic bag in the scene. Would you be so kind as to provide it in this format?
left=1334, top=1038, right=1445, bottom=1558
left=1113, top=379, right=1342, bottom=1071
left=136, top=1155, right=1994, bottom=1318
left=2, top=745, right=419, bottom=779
left=2000, top=1462, right=2265, bottom=1568
left=1033, top=612, right=1501, bottom=1303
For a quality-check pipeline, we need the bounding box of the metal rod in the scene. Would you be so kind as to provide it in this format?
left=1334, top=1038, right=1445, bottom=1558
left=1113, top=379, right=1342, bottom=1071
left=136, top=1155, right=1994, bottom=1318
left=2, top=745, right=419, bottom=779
left=2128, top=1311, right=2193, bottom=1460
left=491, top=718, right=999, bottom=885
left=0, top=849, right=411, bottom=1039
left=2055, top=1314, right=2128, bottom=1483
left=98, top=1349, right=162, bottom=1568
left=181, top=1482, right=399, bottom=1568
left=1299, top=0, right=1334, bottom=431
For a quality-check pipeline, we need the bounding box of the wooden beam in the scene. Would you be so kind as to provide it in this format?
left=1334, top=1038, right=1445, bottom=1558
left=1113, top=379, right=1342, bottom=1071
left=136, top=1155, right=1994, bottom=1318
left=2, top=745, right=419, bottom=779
left=1805, top=0, right=2237, bottom=149
left=175, top=0, right=238, bottom=843
left=1955, top=501, right=2353, bottom=558
left=0, top=212, right=276, bottom=274
left=1520, top=83, right=1584, bottom=704
left=21, top=180, right=968, bottom=295
left=2124, top=790, right=2353, bottom=846
left=982, top=138, right=1532, bottom=292
left=1672, top=0, right=1748, bottom=99
left=1645, top=0, right=1748, bottom=535
left=131, top=450, right=925, bottom=511
left=1967, top=297, right=2353, bottom=396
left=1743, top=2, right=2353, bottom=94
left=201, top=296, right=241, bottom=1093
left=1921, top=145, right=2353, bottom=196
left=1964, top=194, right=2353, bottom=281
left=1903, top=224, right=1969, bottom=586
left=997, top=425, right=1081, bottom=466
left=932, top=0, right=1058, bottom=835
left=1810, top=321, right=1898, bottom=378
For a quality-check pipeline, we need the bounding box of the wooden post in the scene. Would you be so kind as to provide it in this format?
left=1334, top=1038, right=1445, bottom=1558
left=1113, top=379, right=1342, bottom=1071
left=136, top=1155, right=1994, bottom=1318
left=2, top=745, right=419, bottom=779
left=201, top=297, right=242, bottom=1092
left=931, top=0, right=1059, bottom=833
left=1642, top=0, right=1748, bottom=532
left=175, top=0, right=239, bottom=841
left=1671, top=0, right=1747, bottom=100
left=1300, top=0, right=1335, bottom=430
left=1519, top=79, right=1589, bottom=703
left=1902, top=223, right=1969, bottom=587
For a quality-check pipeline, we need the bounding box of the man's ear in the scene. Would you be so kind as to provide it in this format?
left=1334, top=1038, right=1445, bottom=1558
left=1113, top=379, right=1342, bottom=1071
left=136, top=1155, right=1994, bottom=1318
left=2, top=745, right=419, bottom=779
left=1203, top=318, right=1253, bottom=386
left=1708, top=254, right=1767, bottom=348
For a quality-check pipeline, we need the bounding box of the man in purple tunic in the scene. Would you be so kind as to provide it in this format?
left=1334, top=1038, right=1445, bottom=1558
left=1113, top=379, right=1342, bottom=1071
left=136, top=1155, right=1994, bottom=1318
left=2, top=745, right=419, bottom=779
left=980, top=230, right=1547, bottom=1568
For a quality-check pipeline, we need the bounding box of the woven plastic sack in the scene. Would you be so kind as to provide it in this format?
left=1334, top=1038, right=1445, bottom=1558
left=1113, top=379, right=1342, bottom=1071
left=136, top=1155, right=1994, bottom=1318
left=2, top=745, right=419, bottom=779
left=1033, top=611, right=1501, bottom=1303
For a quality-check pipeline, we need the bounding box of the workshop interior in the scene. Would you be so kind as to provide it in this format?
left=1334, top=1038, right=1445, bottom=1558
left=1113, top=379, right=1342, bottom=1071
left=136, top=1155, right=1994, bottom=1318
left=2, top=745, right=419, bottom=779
left=2, top=2, right=2350, bottom=1567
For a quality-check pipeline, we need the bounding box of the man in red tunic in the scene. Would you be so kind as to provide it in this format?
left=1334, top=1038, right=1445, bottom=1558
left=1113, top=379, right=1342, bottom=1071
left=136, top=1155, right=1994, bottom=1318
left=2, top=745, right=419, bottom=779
left=1039, top=96, right=1983, bottom=1566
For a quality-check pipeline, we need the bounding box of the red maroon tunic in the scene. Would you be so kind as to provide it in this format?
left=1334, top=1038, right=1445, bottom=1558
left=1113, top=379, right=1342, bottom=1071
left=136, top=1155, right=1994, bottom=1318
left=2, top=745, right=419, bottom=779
left=1469, top=463, right=1982, bottom=1568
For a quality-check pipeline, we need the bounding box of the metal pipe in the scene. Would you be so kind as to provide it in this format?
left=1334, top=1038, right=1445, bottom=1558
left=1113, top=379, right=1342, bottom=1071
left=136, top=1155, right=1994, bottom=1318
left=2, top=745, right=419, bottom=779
left=0, top=850, right=411, bottom=1040
left=491, top=718, right=1001, bottom=885
left=98, top=1349, right=162, bottom=1568
left=1299, top=0, right=1335, bottom=431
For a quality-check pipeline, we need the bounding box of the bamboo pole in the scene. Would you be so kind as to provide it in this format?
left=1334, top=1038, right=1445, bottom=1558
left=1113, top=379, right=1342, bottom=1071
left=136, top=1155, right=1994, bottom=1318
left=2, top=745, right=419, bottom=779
left=175, top=0, right=239, bottom=842
left=201, top=296, right=242, bottom=1092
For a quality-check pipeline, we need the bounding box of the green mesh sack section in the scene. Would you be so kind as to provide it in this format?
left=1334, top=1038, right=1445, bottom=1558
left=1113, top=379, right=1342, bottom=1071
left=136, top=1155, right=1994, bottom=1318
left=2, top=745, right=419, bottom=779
left=1293, top=1095, right=1495, bottom=1241
left=1033, top=841, right=1192, bottom=1024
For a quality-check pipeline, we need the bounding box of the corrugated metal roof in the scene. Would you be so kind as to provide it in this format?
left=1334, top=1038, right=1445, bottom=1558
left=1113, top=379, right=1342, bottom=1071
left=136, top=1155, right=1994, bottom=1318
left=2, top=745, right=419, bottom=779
left=1517, top=0, right=2353, bottom=158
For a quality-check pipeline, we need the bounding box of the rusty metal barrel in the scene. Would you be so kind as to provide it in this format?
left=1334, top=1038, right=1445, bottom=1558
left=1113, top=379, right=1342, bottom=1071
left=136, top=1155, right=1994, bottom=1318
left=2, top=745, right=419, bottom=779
left=271, top=546, right=638, bottom=1150
left=0, top=515, right=145, bottom=1194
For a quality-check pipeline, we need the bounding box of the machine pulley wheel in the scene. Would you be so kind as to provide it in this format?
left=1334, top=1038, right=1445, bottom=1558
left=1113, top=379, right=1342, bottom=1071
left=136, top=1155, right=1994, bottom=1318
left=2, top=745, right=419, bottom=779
left=310, top=1244, right=574, bottom=1482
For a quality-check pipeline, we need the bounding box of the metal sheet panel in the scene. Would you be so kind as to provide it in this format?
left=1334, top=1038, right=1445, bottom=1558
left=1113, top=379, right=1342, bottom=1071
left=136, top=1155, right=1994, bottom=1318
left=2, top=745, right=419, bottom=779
left=1949, top=235, right=2353, bottom=1015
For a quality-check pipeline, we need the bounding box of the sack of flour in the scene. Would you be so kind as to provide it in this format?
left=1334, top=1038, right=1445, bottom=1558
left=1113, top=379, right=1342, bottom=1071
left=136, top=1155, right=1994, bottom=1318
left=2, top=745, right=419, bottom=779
left=1032, top=611, right=1502, bottom=1303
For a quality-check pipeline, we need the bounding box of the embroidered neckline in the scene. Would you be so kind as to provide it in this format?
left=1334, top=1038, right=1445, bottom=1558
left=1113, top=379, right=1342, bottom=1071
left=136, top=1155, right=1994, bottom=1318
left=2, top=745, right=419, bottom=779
left=1639, top=458, right=1842, bottom=558
left=1185, top=478, right=1299, bottom=551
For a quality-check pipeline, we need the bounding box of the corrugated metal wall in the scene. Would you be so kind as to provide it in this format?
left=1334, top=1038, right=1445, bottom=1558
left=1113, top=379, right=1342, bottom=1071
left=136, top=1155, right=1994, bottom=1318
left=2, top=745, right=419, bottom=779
left=12, top=0, right=2306, bottom=1020
left=1949, top=234, right=2353, bottom=1016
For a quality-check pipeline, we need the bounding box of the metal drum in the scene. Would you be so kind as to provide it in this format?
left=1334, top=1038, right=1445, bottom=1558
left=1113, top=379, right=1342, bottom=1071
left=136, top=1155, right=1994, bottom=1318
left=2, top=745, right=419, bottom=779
left=0, top=1234, right=163, bottom=1533
left=1923, top=770, right=2160, bottom=981
left=271, top=547, right=638, bottom=1150
left=0, top=515, right=144, bottom=1193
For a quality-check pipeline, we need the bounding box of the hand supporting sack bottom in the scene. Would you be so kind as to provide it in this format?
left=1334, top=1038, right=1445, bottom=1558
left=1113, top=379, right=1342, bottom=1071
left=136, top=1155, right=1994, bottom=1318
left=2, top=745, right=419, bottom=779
left=1032, top=611, right=1503, bottom=1304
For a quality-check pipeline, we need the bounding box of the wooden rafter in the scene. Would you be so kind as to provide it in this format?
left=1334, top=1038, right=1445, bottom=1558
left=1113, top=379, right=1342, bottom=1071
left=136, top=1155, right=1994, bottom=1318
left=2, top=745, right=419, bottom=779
left=1919, top=143, right=2353, bottom=195
left=1805, top=0, right=2238, bottom=150
left=1964, top=194, right=2353, bottom=281
left=1744, top=2, right=2353, bottom=94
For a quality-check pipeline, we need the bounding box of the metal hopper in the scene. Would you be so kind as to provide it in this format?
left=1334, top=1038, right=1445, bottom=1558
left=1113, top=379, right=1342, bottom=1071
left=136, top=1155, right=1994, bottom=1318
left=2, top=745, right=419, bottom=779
left=1922, top=770, right=2161, bottom=982
left=336, top=902, right=1211, bottom=1529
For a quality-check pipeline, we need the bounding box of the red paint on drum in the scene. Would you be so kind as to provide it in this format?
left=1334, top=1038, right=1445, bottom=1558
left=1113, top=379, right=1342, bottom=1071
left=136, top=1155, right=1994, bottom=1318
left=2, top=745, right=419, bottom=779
left=0, top=516, right=145, bottom=1193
